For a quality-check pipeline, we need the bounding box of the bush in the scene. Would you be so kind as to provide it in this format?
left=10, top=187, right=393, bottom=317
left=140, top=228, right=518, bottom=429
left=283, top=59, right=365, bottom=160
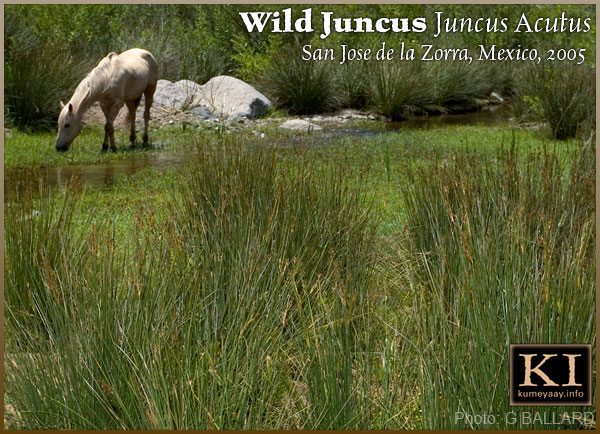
left=4, top=32, right=89, bottom=130
left=429, top=61, right=496, bottom=112
left=517, top=63, right=595, bottom=139
left=261, top=47, right=340, bottom=114
left=367, top=62, right=433, bottom=120
left=336, top=62, right=369, bottom=109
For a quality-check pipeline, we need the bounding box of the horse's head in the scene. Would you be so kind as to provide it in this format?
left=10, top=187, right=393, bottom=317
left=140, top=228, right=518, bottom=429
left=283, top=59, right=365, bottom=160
left=56, top=102, right=82, bottom=152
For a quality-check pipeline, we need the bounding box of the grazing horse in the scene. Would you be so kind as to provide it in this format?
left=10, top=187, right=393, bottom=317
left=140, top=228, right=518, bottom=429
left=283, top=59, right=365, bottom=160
left=56, top=48, right=158, bottom=152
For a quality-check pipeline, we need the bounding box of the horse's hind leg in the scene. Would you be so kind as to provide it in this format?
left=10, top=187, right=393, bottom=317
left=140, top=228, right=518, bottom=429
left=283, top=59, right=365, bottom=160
left=142, top=85, right=156, bottom=147
left=126, top=97, right=141, bottom=147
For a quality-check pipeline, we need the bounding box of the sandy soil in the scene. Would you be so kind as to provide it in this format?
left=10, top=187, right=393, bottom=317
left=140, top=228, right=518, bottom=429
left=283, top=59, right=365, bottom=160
left=81, top=102, right=207, bottom=130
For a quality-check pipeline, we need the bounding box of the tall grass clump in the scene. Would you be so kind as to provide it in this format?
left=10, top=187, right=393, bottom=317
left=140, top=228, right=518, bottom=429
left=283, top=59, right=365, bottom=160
left=401, top=139, right=595, bottom=429
left=114, top=28, right=229, bottom=83
left=4, top=32, right=88, bottom=130
left=185, top=48, right=230, bottom=84
left=367, top=62, right=433, bottom=120
left=4, top=138, right=378, bottom=429
left=4, top=192, right=96, bottom=349
left=429, top=61, right=496, bottom=112
left=261, top=47, right=339, bottom=114
left=336, top=62, right=369, bottom=109
left=513, top=63, right=595, bottom=139
left=173, top=139, right=377, bottom=428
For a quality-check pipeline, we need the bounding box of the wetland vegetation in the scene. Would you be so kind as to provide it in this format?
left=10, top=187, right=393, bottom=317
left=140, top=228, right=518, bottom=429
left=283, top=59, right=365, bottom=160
left=5, top=124, right=595, bottom=429
left=4, top=3, right=596, bottom=430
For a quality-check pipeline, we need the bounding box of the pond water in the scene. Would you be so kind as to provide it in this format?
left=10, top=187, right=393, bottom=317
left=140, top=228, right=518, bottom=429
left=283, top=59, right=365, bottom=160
left=5, top=153, right=189, bottom=201
left=5, top=105, right=511, bottom=200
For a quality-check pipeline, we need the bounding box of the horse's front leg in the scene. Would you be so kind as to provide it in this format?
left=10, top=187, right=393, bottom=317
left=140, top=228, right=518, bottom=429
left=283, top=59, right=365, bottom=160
left=102, top=124, right=111, bottom=152
left=100, top=102, right=111, bottom=151
left=104, top=101, right=123, bottom=152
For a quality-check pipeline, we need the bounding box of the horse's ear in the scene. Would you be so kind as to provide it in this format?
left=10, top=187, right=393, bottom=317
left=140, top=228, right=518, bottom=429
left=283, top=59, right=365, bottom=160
left=60, top=101, right=65, bottom=110
left=68, top=103, right=73, bottom=113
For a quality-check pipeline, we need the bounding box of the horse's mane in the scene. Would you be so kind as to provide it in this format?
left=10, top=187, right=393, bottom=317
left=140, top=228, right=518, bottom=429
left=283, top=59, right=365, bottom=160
left=71, top=53, right=114, bottom=108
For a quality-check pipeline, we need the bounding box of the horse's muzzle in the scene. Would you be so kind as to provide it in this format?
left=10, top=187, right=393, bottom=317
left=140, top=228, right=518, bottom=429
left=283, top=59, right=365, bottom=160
left=55, top=142, right=70, bottom=152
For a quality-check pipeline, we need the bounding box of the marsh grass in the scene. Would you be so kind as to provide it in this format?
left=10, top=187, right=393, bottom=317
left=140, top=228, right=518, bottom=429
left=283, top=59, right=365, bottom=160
left=261, top=47, right=340, bottom=115
left=513, top=63, right=595, bottom=139
left=4, top=32, right=90, bottom=130
left=4, top=128, right=593, bottom=429
left=336, top=62, right=369, bottom=109
left=5, top=137, right=383, bottom=429
left=114, top=27, right=229, bottom=83
left=429, top=61, right=496, bottom=112
left=367, top=61, right=511, bottom=120
left=401, top=139, right=595, bottom=429
left=367, top=62, right=433, bottom=121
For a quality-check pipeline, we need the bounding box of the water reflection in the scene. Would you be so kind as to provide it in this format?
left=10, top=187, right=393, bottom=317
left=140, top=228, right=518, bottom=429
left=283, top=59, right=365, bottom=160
left=5, top=153, right=189, bottom=200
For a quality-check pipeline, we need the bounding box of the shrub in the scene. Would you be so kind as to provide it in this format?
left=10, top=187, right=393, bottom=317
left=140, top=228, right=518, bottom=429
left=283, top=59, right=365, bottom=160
left=336, top=62, right=369, bottom=109
left=367, top=62, right=433, bottom=120
left=429, top=61, right=495, bottom=112
left=4, top=32, right=89, bottom=130
left=231, top=35, right=282, bottom=85
left=519, top=63, right=595, bottom=139
left=261, top=47, right=340, bottom=114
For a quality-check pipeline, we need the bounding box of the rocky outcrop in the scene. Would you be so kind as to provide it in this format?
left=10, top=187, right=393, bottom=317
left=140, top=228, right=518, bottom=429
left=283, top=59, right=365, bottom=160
left=198, top=76, right=272, bottom=119
left=153, top=80, right=200, bottom=110
left=489, top=91, right=504, bottom=104
left=279, top=119, right=322, bottom=132
left=152, top=76, right=271, bottom=119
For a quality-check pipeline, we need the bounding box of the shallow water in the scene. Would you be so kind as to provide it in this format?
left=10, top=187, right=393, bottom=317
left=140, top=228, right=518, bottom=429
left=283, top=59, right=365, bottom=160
left=5, top=106, right=511, bottom=200
left=5, top=153, right=189, bottom=200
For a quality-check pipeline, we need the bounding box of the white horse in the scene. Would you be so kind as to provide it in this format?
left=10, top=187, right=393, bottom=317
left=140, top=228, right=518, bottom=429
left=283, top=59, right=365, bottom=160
left=56, top=48, right=158, bottom=152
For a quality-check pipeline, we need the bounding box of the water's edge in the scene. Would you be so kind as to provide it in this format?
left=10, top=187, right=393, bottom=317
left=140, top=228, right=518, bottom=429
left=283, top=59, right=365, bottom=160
left=5, top=107, right=511, bottom=200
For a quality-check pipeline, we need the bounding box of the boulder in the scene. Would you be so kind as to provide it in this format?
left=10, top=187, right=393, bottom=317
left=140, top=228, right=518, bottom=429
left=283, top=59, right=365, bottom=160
left=279, top=119, right=322, bottom=132
left=153, top=79, right=204, bottom=110
left=153, top=79, right=192, bottom=109
left=490, top=91, right=504, bottom=104
left=188, top=106, right=216, bottom=120
left=152, top=76, right=271, bottom=120
left=198, top=76, right=272, bottom=119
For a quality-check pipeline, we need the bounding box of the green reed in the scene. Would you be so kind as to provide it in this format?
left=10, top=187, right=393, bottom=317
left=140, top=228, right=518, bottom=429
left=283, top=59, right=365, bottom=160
left=401, top=139, right=595, bottom=429
left=4, top=137, right=378, bottom=429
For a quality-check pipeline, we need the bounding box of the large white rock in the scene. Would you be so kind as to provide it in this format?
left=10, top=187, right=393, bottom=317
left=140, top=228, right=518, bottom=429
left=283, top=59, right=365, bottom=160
left=197, top=76, right=271, bottom=119
left=153, top=79, right=192, bottom=109
left=153, top=76, right=271, bottom=119
left=489, top=91, right=504, bottom=104
left=279, top=119, right=322, bottom=132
